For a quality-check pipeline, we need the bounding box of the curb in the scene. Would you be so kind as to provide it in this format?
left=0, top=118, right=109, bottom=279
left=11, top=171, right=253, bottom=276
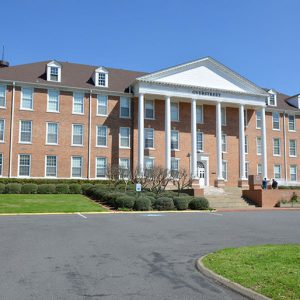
left=196, top=255, right=271, bottom=300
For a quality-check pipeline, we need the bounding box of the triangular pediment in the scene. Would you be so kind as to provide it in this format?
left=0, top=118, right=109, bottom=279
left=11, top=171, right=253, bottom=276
left=137, top=57, right=266, bottom=95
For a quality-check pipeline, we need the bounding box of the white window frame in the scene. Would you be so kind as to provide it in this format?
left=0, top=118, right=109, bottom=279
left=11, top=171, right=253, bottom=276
left=71, top=156, right=83, bottom=178
left=222, top=160, right=228, bottom=181
left=72, top=124, right=84, bottom=146
left=47, top=90, right=60, bottom=113
left=18, top=154, right=31, bottom=177
left=46, top=122, right=58, bottom=145
left=245, top=135, right=248, bottom=154
left=96, top=125, right=108, bottom=147
left=257, top=163, right=262, bottom=177
left=256, top=111, right=262, bottom=129
left=45, top=155, right=57, bottom=177
left=0, top=153, right=3, bottom=176
left=273, top=138, right=281, bottom=156
left=20, top=87, right=34, bottom=111
left=144, top=156, right=155, bottom=171
left=197, top=131, right=203, bottom=152
left=290, top=165, right=297, bottom=182
left=196, top=104, right=204, bottom=124
left=119, top=158, right=130, bottom=179
left=274, top=164, right=281, bottom=180
left=144, top=128, right=154, bottom=149
left=119, top=127, right=130, bottom=149
left=171, top=102, right=179, bottom=122
left=171, top=157, right=180, bottom=178
left=19, top=120, right=32, bottom=144
left=245, top=161, right=249, bottom=178
left=46, top=61, right=62, bottom=82
left=256, top=137, right=262, bottom=155
left=268, top=92, right=277, bottom=106
left=221, top=107, right=226, bottom=126
left=72, top=92, right=84, bottom=115
left=288, top=115, right=296, bottom=132
left=272, top=112, right=280, bottom=130
left=289, top=139, right=297, bottom=157
left=145, top=99, right=155, bottom=120
left=222, top=133, right=227, bottom=153
left=171, top=130, right=179, bottom=151
left=119, top=97, right=131, bottom=119
left=97, top=95, right=108, bottom=116
left=0, top=85, right=6, bottom=108
left=96, top=157, right=107, bottom=178
left=0, top=119, right=4, bottom=143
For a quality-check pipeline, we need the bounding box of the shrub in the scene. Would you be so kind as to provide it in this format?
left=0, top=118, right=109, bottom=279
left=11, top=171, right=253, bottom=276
left=0, top=183, right=5, bottom=194
left=81, top=183, right=94, bottom=195
left=159, top=191, right=177, bottom=199
left=69, top=184, right=82, bottom=194
left=115, top=195, right=135, bottom=209
left=5, top=183, right=22, bottom=194
left=189, top=197, right=209, bottom=210
left=134, top=197, right=151, bottom=211
left=153, top=197, right=175, bottom=211
left=21, top=183, right=38, bottom=194
left=38, top=184, right=56, bottom=194
left=56, top=184, right=70, bottom=194
left=173, top=196, right=190, bottom=210
left=103, top=192, right=124, bottom=207
left=290, top=192, right=298, bottom=203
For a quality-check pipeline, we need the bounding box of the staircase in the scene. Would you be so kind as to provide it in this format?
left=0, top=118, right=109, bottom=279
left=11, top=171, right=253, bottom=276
left=204, top=186, right=256, bottom=209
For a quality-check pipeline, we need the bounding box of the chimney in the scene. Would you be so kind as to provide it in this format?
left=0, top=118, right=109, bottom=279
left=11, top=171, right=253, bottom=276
left=0, top=60, right=9, bottom=68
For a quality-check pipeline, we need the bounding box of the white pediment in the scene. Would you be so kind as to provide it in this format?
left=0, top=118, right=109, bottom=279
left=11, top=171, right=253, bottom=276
left=137, top=57, right=267, bottom=95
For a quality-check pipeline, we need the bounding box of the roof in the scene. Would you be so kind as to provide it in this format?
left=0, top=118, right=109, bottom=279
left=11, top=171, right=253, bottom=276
left=0, top=61, right=147, bottom=93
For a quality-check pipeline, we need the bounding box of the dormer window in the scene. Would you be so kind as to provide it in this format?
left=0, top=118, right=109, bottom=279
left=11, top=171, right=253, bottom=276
left=47, top=61, right=62, bottom=82
left=268, top=90, right=277, bottom=106
left=94, top=67, right=108, bottom=87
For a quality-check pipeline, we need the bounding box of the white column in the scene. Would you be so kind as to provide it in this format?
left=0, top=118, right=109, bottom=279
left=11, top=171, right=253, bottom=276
left=165, top=96, right=171, bottom=173
left=191, top=98, right=197, bottom=178
left=261, top=106, right=268, bottom=179
left=138, top=94, right=144, bottom=175
left=216, top=101, right=223, bottom=180
left=239, top=104, right=246, bottom=180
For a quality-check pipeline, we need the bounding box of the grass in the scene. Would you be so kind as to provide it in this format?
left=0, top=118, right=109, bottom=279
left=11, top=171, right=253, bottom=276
left=0, top=194, right=107, bottom=213
left=202, top=244, right=300, bottom=300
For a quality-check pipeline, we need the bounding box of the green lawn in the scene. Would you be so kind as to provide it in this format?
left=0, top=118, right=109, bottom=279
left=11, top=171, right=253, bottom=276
left=203, top=244, right=300, bottom=300
left=0, top=194, right=107, bottom=213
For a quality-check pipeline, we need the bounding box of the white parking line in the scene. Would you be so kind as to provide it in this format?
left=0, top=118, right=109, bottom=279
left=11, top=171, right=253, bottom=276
left=209, top=212, right=223, bottom=216
left=77, top=212, right=87, bottom=219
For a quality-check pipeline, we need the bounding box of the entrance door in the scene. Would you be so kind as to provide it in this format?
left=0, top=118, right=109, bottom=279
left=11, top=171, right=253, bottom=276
left=197, top=161, right=206, bottom=187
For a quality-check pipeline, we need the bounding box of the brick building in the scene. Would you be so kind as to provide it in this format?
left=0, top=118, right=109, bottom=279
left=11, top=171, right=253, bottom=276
left=0, top=57, right=299, bottom=187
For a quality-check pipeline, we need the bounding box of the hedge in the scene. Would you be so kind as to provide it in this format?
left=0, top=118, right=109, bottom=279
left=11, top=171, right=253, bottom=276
left=134, top=197, right=151, bottom=211
left=153, top=197, right=175, bottom=210
left=279, top=186, right=300, bottom=190
left=56, top=184, right=70, bottom=194
left=189, top=197, right=210, bottom=210
left=0, top=183, right=5, bottom=194
left=38, top=184, right=56, bottom=194
left=173, top=196, right=190, bottom=210
left=114, top=195, right=135, bottom=209
left=21, top=183, right=38, bottom=194
left=69, top=184, right=82, bottom=194
left=5, top=183, right=22, bottom=194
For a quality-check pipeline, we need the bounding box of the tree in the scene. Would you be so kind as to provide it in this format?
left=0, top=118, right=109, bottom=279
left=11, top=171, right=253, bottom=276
left=171, top=168, right=192, bottom=196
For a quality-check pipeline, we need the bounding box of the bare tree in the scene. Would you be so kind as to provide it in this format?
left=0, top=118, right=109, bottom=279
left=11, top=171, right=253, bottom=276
left=119, top=165, right=131, bottom=193
left=105, top=163, right=121, bottom=190
left=171, top=168, right=192, bottom=196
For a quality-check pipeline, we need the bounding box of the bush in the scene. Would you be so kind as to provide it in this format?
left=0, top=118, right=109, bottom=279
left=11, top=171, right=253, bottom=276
left=81, top=183, right=94, bottom=195
left=5, top=183, right=22, bottom=194
left=21, top=183, right=38, bottom=194
left=115, top=195, right=135, bottom=209
left=189, top=197, right=209, bottom=210
left=134, top=197, right=151, bottom=211
left=173, top=196, right=190, bottom=210
left=0, top=183, right=5, bottom=194
left=103, top=192, right=124, bottom=207
left=69, top=184, right=82, bottom=194
left=38, top=184, right=56, bottom=194
left=290, top=192, right=298, bottom=203
left=56, top=184, right=70, bottom=194
left=159, top=191, right=177, bottom=199
left=153, top=197, right=175, bottom=210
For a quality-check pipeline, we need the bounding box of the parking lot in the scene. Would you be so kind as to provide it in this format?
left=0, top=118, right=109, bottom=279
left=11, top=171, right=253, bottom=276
left=0, top=210, right=299, bottom=300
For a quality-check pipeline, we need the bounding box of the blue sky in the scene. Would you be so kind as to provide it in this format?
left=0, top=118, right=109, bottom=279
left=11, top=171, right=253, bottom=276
left=1, top=0, right=300, bottom=95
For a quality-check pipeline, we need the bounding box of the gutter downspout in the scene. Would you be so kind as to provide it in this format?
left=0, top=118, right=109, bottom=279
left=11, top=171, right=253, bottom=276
left=283, top=110, right=288, bottom=183
left=87, top=90, right=92, bottom=179
left=8, top=82, right=15, bottom=177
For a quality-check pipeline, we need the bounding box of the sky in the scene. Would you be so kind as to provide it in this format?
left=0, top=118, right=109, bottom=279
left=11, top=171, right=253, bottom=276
left=1, top=0, right=300, bottom=95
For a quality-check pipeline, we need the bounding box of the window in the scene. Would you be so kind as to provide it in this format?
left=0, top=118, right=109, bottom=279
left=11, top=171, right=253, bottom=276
left=171, top=130, right=179, bottom=150
left=46, top=123, right=58, bottom=144
left=221, top=107, right=226, bottom=126
left=94, top=67, right=108, bottom=87
left=47, top=61, right=61, bottom=82
left=145, top=100, right=154, bottom=119
left=50, top=67, right=59, bottom=81
left=222, top=160, right=227, bottom=180
left=197, top=132, right=203, bottom=152
left=0, top=85, right=5, bottom=107
left=245, top=136, right=248, bottom=154
left=96, top=126, right=108, bottom=147
left=48, top=90, right=59, bottom=112
left=274, top=164, right=281, bottom=179
left=257, top=163, right=262, bottom=176
left=145, top=128, right=154, bottom=149
left=71, top=156, right=82, bottom=178
left=0, top=120, right=4, bottom=142
left=272, top=112, right=280, bottom=130
left=256, top=137, right=262, bottom=155
left=72, top=124, right=83, bottom=146
left=171, top=158, right=179, bottom=178
left=256, top=111, right=262, bottom=129
left=288, top=115, right=296, bottom=131
left=46, top=156, right=57, bottom=177
left=273, top=138, right=281, bottom=156
left=196, top=105, right=203, bottom=124
left=19, top=120, right=32, bottom=143
left=96, top=157, right=107, bottom=178
left=119, top=158, right=130, bottom=178
left=269, top=93, right=276, bottom=106
left=73, top=92, right=84, bottom=114
left=245, top=162, right=249, bottom=178
left=97, top=95, right=108, bottom=116
left=119, top=127, right=130, bottom=148
left=98, top=73, right=107, bottom=87
left=144, top=157, right=154, bottom=173
left=0, top=153, right=2, bottom=176
left=18, top=154, right=31, bottom=177
left=120, top=97, right=130, bottom=118
left=222, top=134, right=227, bottom=152
left=244, top=109, right=248, bottom=127
left=21, top=88, right=33, bottom=110
left=171, top=102, right=179, bottom=121
left=290, top=165, right=297, bottom=182
left=289, top=140, right=297, bottom=157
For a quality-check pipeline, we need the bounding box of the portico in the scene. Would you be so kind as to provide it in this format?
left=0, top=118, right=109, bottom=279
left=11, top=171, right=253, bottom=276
left=133, top=57, right=269, bottom=187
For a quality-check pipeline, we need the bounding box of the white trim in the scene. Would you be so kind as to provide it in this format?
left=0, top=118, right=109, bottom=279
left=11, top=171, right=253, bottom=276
left=94, top=67, right=109, bottom=88
left=119, top=127, right=131, bottom=149
left=18, top=154, right=31, bottom=177
left=290, top=165, right=297, bottom=182
left=267, top=90, right=277, bottom=106
left=46, top=122, right=59, bottom=145
left=0, top=84, right=6, bottom=108
left=96, top=125, right=108, bottom=147
left=272, top=111, right=280, bottom=131
left=71, top=156, right=83, bottom=178
left=47, top=61, right=62, bottom=83
left=144, top=99, right=155, bottom=120
left=47, top=89, right=60, bottom=113
left=144, top=127, right=155, bottom=149
left=273, top=164, right=281, bottom=180
left=19, top=120, right=32, bottom=144
left=273, top=138, right=281, bottom=156
left=96, top=95, right=108, bottom=116
left=95, top=156, right=107, bottom=178
left=0, top=119, right=5, bottom=143
left=20, top=86, right=34, bottom=111
left=45, top=155, right=58, bottom=178
left=71, top=124, right=84, bottom=147
left=256, top=136, right=262, bottom=155
left=288, top=114, right=296, bottom=132
left=289, top=139, right=297, bottom=157
left=119, top=96, right=131, bottom=119
left=196, top=131, right=204, bottom=152
left=72, top=91, right=85, bottom=115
